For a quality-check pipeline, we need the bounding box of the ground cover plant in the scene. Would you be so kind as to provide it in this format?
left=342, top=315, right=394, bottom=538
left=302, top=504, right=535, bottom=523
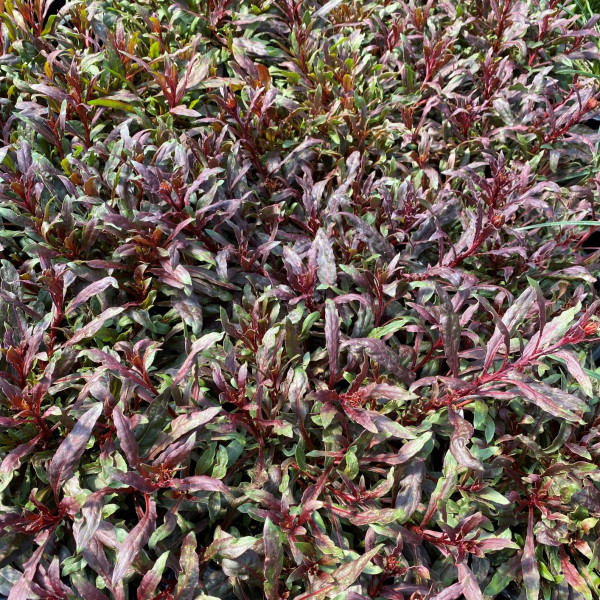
left=1, top=0, right=600, bottom=598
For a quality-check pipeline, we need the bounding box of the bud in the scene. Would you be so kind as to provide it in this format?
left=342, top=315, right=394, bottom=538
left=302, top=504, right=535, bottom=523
left=491, top=213, right=505, bottom=228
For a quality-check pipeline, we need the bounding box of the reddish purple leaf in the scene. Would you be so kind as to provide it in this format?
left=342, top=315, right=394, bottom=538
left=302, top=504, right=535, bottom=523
left=448, top=408, right=483, bottom=471
left=341, top=338, right=414, bottom=384
left=174, top=532, right=199, bottom=600
left=172, top=332, right=224, bottom=385
left=559, top=545, right=592, bottom=600
left=171, top=475, right=229, bottom=494
left=113, top=406, right=139, bottom=468
left=429, top=582, right=464, bottom=600
left=522, top=509, right=540, bottom=600
left=137, top=551, right=169, bottom=600
left=48, top=403, right=103, bottom=495
left=112, top=496, right=157, bottom=586
left=0, top=435, right=41, bottom=474
left=325, top=299, right=339, bottom=388
left=436, top=284, right=461, bottom=377
left=263, top=518, right=283, bottom=600
left=66, top=307, right=125, bottom=346
left=66, top=277, right=118, bottom=315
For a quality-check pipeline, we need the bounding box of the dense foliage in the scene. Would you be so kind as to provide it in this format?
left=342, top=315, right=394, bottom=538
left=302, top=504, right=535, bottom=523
left=1, top=0, right=600, bottom=598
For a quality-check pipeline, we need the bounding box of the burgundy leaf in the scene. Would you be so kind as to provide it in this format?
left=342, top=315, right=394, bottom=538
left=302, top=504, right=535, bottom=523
left=551, top=350, right=593, bottom=397
left=66, top=277, right=118, bottom=315
left=148, top=406, right=221, bottom=459
left=448, top=408, right=482, bottom=471
left=170, top=475, right=229, bottom=495
left=457, top=560, right=484, bottom=600
left=77, top=490, right=108, bottom=550
left=505, top=379, right=586, bottom=423
left=522, top=508, right=540, bottom=600
left=112, top=496, right=157, bottom=586
left=559, top=545, right=592, bottom=600
left=483, top=287, right=534, bottom=368
left=314, top=229, right=337, bottom=286
left=48, top=403, right=103, bottom=495
left=341, top=338, right=414, bottom=384
left=394, top=460, right=425, bottom=520
left=112, top=471, right=158, bottom=493
left=263, top=518, right=283, bottom=600
left=113, top=406, right=139, bottom=468
left=81, top=349, right=152, bottom=391
left=0, top=435, right=41, bottom=474
left=174, top=532, right=199, bottom=600
left=172, top=332, right=224, bottom=385
left=436, top=284, right=460, bottom=377
left=429, top=583, right=464, bottom=600
left=325, top=299, right=340, bottom=388
left=66, top=307, right=125, bottom=347
left=137, top=551, right=169, bottom=600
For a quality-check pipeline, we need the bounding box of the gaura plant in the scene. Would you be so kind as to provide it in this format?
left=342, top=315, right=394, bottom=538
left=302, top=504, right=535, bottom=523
left=0, top=0, right=600, bottom=598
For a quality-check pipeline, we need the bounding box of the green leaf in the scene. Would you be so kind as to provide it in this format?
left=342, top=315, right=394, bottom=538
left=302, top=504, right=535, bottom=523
left=263, top=518, right=283, bottom=600
left=88, top=98, right=136, bottom=111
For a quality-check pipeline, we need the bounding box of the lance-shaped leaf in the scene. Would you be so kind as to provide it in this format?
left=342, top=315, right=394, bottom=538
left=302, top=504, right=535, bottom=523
left=448, top=409, right=483, bottom=471
left=314, top=229, right=337, bottom=286
left=349, top=507, right=406, bottom=526
left=436, top=284, right=460, bottom=377
left=522, top=302, right=580, bottom=358
left=66, top=277, right=118, bottom=315
left=174, top=532, right=199, bottom=600
left=550, top=350, right=593, bottom=397
left=505, top=379, right=586, bottom=423
left=289, top=367, right=309, bottom=424
left=313, top=0, right=344, bottom=19
left=170, top=475, right=230, bottom=495
left=338, top=212, right=394, bottom=259
left=263, top=518, right=283, bottom=600
left=522, top=509, right=540, bottom=600
left=325, top=299, right=340, bottom=388
left=80, top=350, right=151, bottom=391
left=483, top=288, right=535, bottom=367
left=394, top=459, right=425, bottom=520
left=154, top=433, right=196, bottom=470
left=324, top=546, right=381, bottom=598
left=421, top=452, right=458, bottom=527
left=73, top=575, right=111, bottom=600
left=172, top=332, right=224, bottom=385
left=48, top=403, right=103, bottom=495
left=0, top=435, right=41, bottom=474
left=113, top=406, right=139, bottom=468
left=341, top=338, right=414, bottom=384
left=559, top=546, right=593, bottom=600
left=148, top=407, right=221, bottom=459
left=77, top=490, right=108, bottom=550
left=363, top=431, right=433, bottom=465
left=137, top=551, right=169, bottom=600
left=66, top=307, right=125, bottom=347
left=112, top=496, right=157, bottom=586
left=457, top=560, right=484, bottom=600
left=112, top=471, right=158, bottom=493
left=430, top=582, right=464, bottom=600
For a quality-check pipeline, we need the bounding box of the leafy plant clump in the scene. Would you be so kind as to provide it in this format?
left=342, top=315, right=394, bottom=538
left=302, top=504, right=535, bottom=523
left=1, top=0, right=600, bottom=598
